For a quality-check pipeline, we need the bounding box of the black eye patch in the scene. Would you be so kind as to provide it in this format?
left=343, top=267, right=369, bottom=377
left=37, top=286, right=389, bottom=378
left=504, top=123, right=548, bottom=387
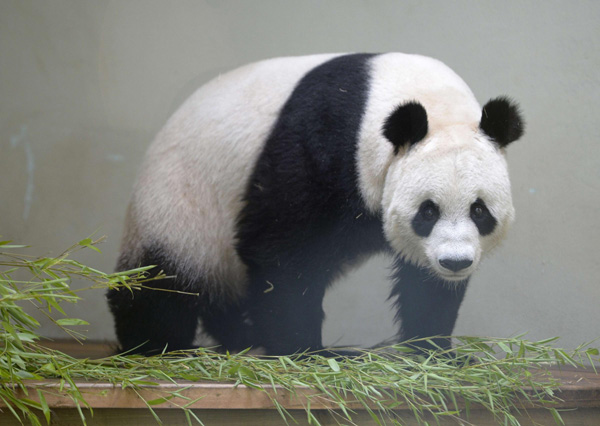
left=470, top=198, right=497, bottom=236
left=412, top=200, right=440, bottom=237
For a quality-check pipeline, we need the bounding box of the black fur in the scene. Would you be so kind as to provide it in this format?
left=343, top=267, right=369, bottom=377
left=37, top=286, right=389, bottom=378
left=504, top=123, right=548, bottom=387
left=107, top=247, right=201, bottom=354
left=383, top=101, right=428, bottom=154
left=479, top=97, right=524, bottom=147
left=470, top=198, right=497, bottom=236
left=390, top=257, right=469, bottom=352
left=411, top=200, right=440, bottom=238
left=107, top=246, right=253, bottom=355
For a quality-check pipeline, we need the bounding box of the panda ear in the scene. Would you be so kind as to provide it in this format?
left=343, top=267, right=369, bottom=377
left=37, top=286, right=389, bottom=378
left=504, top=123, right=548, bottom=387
left=383, top=101, right=428, bottom=154
left=480, top=97, right=525, bottom=148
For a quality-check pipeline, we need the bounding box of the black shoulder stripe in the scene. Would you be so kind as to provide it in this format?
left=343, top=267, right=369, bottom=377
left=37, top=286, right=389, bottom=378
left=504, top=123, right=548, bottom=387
left=237, top=53, right=385, bottom=266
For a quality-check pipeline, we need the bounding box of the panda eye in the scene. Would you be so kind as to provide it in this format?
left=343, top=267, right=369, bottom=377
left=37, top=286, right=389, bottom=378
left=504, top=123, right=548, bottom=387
left=422, top=206, right=436, bottom=221
left=412, top=200, right=440, bottom=237
left=472, top=203, right=484, bottom=218
left=419, top=200, right=439, bottom=221
left=470, top=199, right=498, bottom=236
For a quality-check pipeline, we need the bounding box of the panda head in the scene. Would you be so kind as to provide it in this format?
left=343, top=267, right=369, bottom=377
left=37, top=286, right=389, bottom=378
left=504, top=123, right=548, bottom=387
left=381, top=97, right=524, bottom=282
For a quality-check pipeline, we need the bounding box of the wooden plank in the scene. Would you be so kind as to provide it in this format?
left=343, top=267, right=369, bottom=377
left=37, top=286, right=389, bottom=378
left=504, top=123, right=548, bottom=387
left=4, top=366, right=599, bottom=411
left=6, top=380, right=367, bottom=410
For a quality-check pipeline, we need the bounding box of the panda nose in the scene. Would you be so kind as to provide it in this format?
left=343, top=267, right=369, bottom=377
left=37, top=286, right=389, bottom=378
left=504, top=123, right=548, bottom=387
left=439, top=258, right=473, bottom=272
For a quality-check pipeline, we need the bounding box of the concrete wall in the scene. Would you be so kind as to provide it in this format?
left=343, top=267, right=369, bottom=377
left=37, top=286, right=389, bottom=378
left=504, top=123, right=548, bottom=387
left=1, top=1, right=598, bottom=349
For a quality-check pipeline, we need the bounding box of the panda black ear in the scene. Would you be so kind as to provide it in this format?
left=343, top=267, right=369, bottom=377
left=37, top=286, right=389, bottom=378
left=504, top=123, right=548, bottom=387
left=480, top=97, right=525, bottom=148
left=383, top=101, right=428, bottom=154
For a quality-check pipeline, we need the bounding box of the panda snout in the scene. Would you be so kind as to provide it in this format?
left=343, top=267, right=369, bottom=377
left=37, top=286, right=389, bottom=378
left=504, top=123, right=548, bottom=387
left=438, top=258, right=473, bottom=272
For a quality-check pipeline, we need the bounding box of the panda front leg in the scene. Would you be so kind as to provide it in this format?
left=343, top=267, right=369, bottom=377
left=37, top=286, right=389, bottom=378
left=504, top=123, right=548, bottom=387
left=245, top=267, right=328, bottom=356
left=390, top=257, right=468, bottom=352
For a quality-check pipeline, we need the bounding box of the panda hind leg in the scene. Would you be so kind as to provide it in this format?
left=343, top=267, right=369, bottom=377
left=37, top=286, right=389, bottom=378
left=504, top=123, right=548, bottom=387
left=107, top=278, right=200, bottom=355
left=108, top=247, right=203, bottom=355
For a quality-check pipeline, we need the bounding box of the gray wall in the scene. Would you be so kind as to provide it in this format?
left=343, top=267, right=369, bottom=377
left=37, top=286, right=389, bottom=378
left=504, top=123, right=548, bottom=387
left=1, top=1, right=598, bottom=349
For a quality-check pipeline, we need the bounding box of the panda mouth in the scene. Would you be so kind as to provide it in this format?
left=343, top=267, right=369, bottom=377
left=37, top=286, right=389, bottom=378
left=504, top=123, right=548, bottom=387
left=437, top=270, right=471, bottom=282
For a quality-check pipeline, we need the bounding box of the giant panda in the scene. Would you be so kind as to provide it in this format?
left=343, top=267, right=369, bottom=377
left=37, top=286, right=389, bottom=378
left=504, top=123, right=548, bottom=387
left=108, top=53, right=524, bottom=356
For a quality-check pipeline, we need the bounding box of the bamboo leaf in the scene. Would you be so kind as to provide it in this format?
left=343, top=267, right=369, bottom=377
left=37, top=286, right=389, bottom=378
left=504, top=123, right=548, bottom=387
left=147, top=395, right=174, bottom=406
left=327, top=358, right=340, bottom=372
left=37, top=390, right=51, bottom=424
left=55, top=318, right=90, bottom=326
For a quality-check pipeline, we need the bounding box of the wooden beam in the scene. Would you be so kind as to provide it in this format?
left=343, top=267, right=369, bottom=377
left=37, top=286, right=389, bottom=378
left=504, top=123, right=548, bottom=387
left=3, top=367, right=599, bottom=411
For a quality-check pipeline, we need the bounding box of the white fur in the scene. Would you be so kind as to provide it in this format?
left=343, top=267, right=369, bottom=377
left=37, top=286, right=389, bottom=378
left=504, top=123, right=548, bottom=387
left=380, top=123, right=515, bottom=280
left=121, top=54, right=340, bottom=299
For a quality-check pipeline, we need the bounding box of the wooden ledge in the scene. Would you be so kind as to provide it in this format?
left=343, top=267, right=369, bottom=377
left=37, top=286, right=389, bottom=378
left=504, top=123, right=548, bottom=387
left=3, top=369, right=600, bottom=426
left=4, top=367, right=600, bottom=411
left=3, top=341, right=598, bottom=425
